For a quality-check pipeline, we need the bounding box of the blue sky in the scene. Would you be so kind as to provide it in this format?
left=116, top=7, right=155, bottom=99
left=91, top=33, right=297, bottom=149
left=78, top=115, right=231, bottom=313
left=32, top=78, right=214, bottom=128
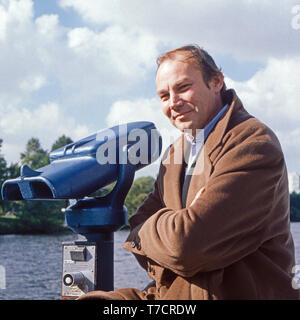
left=0, top=0, right=300, bottom=178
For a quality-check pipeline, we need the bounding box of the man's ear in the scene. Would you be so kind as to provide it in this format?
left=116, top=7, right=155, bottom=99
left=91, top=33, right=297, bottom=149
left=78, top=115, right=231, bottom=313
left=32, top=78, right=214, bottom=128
left=209, top=73, right=224, bottom=93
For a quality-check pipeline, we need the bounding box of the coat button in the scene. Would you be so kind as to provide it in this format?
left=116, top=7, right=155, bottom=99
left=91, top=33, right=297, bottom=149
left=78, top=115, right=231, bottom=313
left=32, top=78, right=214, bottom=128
left=136, top=242, right=141, bottom=250
left=147, top=265, right=155, bottom=275
left=130, top=241, right=136, bottom=248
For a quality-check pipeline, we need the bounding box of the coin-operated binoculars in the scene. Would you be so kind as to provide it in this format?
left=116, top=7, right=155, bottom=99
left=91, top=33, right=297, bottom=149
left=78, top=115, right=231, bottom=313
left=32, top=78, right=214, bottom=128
left=1, top=121, right=162, bottom=299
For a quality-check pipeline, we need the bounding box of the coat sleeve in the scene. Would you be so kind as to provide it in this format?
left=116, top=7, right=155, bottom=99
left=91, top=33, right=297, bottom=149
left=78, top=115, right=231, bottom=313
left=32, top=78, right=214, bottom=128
left=128, top=177, right=165, bottom=230
left=125, top=137, right=287, bottom=277
left=124, top=171, right=166, bottom=271
left=128, top=143, right=172, bottom=229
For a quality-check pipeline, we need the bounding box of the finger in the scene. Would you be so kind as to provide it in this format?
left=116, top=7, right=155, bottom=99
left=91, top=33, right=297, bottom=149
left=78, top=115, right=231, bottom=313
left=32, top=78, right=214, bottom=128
left=190, top=187, right=206, bottom=206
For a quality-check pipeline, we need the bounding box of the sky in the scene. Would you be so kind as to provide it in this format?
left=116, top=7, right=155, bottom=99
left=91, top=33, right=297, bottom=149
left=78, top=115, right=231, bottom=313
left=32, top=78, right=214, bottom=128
left=0, top=0, right=300, bottom=179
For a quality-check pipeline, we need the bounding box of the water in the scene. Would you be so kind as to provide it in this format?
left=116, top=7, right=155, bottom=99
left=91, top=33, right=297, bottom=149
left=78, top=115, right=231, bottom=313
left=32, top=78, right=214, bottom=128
left=0, top=230, right=149, bottom=300
left=0, top=223, right=300, bottom=300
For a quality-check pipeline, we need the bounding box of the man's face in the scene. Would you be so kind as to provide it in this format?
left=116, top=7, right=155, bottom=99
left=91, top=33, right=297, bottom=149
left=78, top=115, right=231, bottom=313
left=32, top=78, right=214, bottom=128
left=156, top=57, right=224, bottom=135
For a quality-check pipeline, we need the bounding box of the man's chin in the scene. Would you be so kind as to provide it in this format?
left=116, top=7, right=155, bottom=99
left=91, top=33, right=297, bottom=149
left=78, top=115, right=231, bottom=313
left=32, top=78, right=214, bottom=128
left=174, top=122, right=193, bottom=133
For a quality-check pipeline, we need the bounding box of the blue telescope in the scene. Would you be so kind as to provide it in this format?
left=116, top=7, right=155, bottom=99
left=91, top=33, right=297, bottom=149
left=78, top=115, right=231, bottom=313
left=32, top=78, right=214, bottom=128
left=2, top=121, right=161, bottom=201
left=1, top=121, right=162, bottom=298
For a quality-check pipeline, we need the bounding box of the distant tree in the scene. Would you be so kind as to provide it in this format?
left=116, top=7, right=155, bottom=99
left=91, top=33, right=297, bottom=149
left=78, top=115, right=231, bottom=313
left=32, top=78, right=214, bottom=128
left=0, top=139, right=7, bottom=178
left=125, top=176, right=155, bottom=220
left=51, top=135, right=73, bottom=152
left=1, top=162, right=21, bottom=215
left=0, top=139, right=7, bottom=214
left=16, top=137, right=65, bottom=233
left=20, top=138, right=49, bottom=169
left=12, top=200, right=65, bottom=234
left=6, top=162, right=20, bottom=179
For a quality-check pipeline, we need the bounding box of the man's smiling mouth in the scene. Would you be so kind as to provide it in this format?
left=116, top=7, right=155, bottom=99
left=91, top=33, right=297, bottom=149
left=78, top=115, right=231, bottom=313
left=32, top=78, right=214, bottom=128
left=174, top=110, right=193, bottom=120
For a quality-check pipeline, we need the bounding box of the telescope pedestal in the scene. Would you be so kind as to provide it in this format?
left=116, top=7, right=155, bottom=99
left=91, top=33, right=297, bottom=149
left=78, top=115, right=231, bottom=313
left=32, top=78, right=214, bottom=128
left=76, top=233, right=114, bottom=291
left=62, top=232, right=115, bottom=298
left=61, top=151, right=136, bottom=299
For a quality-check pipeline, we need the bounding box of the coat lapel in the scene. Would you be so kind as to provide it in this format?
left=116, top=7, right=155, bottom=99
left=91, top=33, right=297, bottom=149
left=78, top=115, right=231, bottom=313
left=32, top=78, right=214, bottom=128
left=161, top=135, right=189, bottom=210
left=185, top=147, right=212, bottom=207
left=185, top=90, right=244, bottom=207
left=205, top=89, right=243, bottom=160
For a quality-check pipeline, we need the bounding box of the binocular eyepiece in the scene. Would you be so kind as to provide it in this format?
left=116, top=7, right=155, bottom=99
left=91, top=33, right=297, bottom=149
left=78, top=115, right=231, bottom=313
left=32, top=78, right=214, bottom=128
left=1, top=121, right=162, bottom=201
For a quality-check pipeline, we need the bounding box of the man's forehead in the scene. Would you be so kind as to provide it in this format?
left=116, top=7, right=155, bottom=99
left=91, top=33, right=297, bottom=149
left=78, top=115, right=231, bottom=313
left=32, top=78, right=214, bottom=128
left=156, top=59, right=200, bottom=86
left=156, top=76, right=190, bottom=93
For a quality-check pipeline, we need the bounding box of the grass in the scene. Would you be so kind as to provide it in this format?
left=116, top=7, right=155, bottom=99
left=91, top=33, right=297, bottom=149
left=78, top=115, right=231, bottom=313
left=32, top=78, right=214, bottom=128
left=0, top=214, right=17, bottom=219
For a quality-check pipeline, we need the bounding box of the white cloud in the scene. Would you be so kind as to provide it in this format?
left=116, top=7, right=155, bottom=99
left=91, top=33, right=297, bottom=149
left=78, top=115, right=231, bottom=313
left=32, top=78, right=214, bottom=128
left=225, top=56, right=300, bottom=172
left=59, top=0, right=300, bottom=62
left=225, top=57, right=300, bottom=129
left=66, top=25, right=158, bottom=81
left=59, top=0, right=120, bottom=26
left=35, top=13, right=63, bottom=41
left=2, top=0, right=33, bottom=26
left=0, top=102, right=90, bottom=163
left=0, top=0, right=159, bottom=107
left=0, top=4, right=8, bottom=41
left=19, top=75, right=47, bottom=92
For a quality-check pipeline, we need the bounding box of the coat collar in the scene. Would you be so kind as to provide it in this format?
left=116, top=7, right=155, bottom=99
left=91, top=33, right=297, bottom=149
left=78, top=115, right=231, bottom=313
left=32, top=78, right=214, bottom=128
left=205, top=89, right=244, bottom=160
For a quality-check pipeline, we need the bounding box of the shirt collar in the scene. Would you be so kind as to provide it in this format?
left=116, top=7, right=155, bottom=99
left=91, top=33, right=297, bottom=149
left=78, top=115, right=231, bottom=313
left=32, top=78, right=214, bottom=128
left=185, top=104, right=229, bottom=144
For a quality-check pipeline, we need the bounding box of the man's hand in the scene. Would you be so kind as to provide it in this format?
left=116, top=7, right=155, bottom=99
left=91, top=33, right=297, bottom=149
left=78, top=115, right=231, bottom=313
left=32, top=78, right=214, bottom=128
left=190, top=187, right=205, bottom=206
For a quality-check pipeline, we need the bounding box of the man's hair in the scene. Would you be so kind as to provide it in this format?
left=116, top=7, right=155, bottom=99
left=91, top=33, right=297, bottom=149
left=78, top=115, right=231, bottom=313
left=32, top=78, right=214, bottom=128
left=156, top=44, right=226, bottom=93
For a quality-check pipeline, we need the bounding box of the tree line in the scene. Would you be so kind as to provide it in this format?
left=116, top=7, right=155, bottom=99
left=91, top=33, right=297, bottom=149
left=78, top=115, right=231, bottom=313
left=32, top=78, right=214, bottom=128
left=0, top=136, right=299, bottom=234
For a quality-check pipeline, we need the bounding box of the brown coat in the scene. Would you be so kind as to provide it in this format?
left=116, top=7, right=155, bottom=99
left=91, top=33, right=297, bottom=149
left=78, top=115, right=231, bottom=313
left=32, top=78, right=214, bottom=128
left=79, top=90, right=300, bottom=300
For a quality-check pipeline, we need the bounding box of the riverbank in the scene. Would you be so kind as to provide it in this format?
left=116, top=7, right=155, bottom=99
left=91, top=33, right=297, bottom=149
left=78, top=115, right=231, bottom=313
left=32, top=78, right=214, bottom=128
left=0, top=215, right=130, bottom=235
left=0, top=215, right=66, bottom=234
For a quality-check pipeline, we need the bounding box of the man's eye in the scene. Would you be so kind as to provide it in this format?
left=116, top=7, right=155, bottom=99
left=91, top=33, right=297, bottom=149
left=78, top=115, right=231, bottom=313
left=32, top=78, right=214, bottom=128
left=179, top=84, right=190, bottom=91
left=160, top=94, right=169, bottom=101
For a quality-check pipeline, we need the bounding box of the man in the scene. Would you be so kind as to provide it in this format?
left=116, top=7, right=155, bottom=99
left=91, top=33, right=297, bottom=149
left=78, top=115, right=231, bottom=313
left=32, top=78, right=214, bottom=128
left=79, top=45, right=299, bottom=300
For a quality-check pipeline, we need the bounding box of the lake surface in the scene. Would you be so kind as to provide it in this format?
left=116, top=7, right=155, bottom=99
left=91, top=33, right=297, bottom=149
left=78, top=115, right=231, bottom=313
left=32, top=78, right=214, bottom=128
left=0, top=223, right=300, bottom=300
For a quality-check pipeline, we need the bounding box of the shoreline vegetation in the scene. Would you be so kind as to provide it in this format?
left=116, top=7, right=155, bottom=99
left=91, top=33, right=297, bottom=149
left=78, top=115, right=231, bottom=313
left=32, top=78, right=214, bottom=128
left=0, top=214, right=131, bottom=235
left=1, top=136, right=300, bottom=235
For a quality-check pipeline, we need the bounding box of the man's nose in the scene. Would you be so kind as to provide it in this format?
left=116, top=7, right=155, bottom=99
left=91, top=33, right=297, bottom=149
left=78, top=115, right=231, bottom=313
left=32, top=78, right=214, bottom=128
left=169, top=93, right=183, bottom=110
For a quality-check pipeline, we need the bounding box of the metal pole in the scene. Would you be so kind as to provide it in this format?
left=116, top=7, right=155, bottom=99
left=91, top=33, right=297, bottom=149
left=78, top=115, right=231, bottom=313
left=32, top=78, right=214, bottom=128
left=77, top=233, right=114, bottom=291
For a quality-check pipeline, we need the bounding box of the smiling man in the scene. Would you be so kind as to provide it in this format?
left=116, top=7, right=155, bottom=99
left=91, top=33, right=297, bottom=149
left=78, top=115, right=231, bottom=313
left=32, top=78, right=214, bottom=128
left=79, top=45, right=299, bottom=300
left=156, top=48, right=224, bottom=135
